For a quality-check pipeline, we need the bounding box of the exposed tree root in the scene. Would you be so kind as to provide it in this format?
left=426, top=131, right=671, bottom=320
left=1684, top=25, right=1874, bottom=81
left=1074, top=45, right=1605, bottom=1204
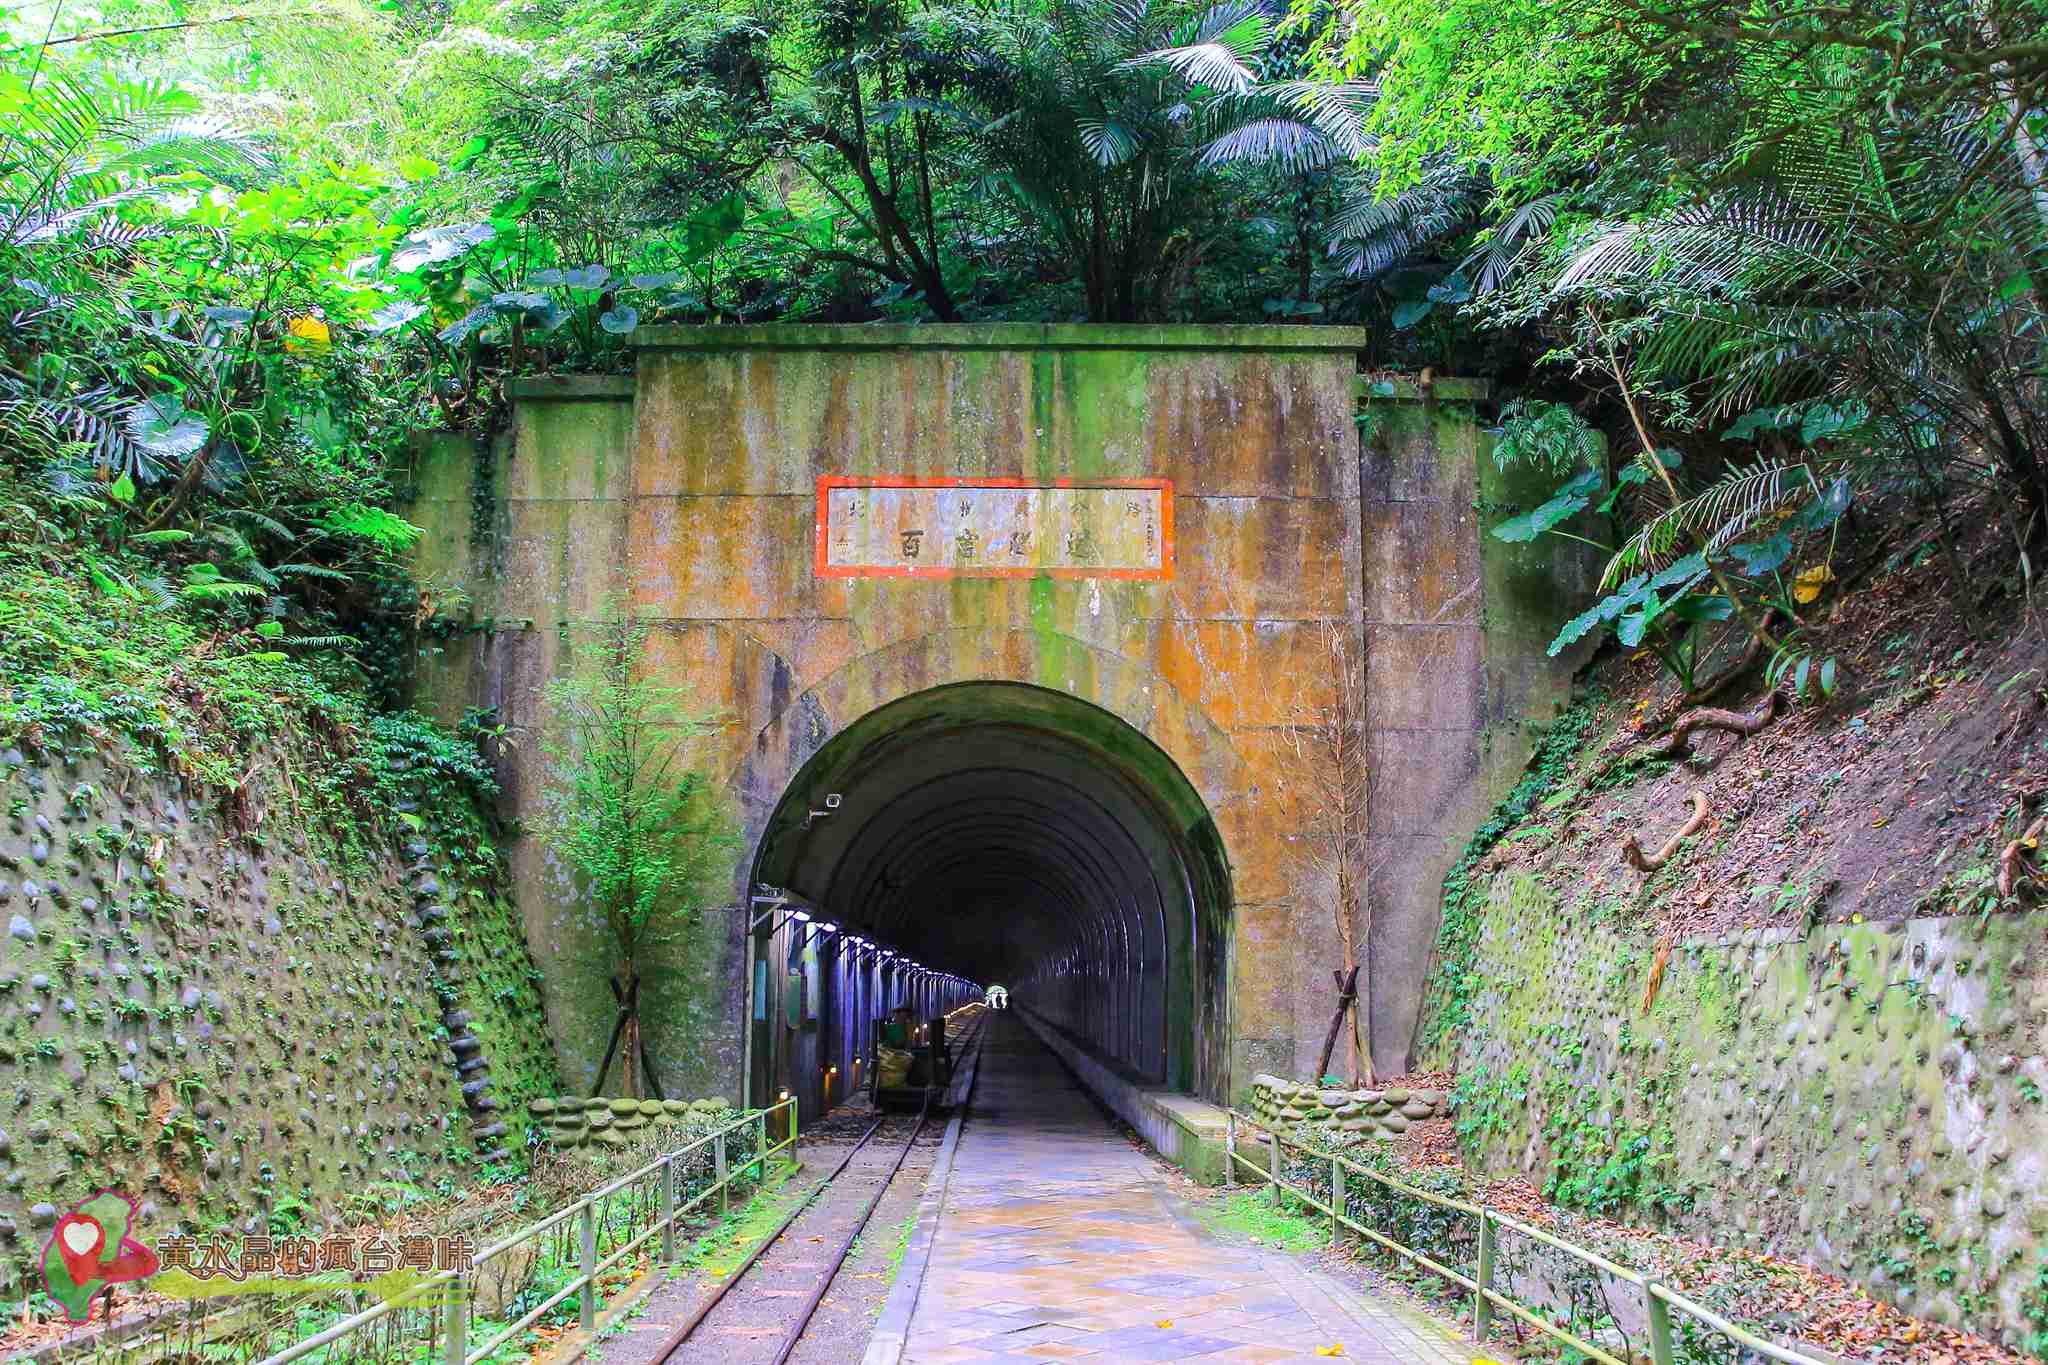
left=1681, top=633, right=1767, bottom=707
left=1624, top=791, right=1709, bottom=871
left=1999, top=813, right=2047, bottom=899
left=1656, top=690, right=1787, bottom=759
left=1640, top=936, right=1673, bottom=1014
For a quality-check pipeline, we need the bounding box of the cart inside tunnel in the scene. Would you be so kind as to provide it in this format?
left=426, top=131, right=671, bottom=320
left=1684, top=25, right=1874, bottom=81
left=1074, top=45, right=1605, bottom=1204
left=870, top=1008, right=954, bottom=1112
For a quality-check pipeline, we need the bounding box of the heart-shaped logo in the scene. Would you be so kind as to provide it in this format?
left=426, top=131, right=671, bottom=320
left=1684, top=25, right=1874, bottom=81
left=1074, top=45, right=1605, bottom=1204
left=42, top=1191, right=158, bottom=1322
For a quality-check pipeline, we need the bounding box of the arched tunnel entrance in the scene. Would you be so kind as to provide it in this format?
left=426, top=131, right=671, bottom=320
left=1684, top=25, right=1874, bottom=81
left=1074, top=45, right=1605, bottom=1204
left=745, top=682, right=1233, bottom=1117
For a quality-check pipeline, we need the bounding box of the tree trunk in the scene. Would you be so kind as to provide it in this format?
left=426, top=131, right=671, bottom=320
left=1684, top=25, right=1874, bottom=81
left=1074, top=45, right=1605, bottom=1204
left=1354, top=932, right=1374, bottom=1088
left=1333, top=873, right=1359, bottom=1082
left=621, top=967, right=640, bottom=1099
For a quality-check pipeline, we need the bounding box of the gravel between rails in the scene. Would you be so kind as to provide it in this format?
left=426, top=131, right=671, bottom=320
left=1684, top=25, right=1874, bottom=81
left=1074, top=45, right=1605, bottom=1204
left=586, top=1104, right=943, bottom=1365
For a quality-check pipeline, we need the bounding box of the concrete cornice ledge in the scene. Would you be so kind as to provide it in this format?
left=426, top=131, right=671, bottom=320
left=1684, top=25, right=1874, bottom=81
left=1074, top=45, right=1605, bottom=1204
left=630, top=322, right=1373, bottom=353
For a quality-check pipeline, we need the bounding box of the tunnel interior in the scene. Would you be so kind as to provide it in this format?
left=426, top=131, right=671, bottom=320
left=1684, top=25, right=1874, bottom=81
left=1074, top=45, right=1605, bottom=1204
left=748, top=683, right=1232, bottom=1113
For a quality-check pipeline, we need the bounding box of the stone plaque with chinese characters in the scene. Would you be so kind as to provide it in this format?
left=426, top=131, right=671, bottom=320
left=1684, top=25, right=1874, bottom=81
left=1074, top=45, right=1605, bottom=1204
left=814, top=477, right=1174, bottom=579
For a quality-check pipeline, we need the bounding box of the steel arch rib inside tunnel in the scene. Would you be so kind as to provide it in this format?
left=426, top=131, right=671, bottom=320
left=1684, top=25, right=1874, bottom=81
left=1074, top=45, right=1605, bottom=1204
left=745, top=681, right=1232, bottom=1117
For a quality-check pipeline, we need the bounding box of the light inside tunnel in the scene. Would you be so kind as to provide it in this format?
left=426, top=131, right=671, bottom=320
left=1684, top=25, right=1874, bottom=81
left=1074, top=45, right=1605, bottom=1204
left=748, top=682, right=1231, bottom=1113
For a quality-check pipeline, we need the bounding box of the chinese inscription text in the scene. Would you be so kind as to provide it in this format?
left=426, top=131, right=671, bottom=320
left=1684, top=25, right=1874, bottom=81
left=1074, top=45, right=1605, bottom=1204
left=818, top=479, right=1172, bottom=579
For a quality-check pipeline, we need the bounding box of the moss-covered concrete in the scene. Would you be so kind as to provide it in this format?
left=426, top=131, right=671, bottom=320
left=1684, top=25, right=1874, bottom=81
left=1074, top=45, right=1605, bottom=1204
left=0, top=741, right=557, bottom=1298
left=1358, top=389, right=1597, bottom=1074
left=408, top=327, right=1565, bottom=1125
left=632, top=323, right=1374, bottom=353
left=1440, top=871, right=2048, bottom=1346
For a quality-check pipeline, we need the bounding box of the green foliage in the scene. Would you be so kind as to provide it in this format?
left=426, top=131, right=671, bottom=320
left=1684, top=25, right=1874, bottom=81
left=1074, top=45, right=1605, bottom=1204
left=1550, top=553, right=1733, bottom=688
left=539, top=610, right=736, bottom=957
left=537, top=609, right=738, bottom=1094
left=1318, top=0, right=2048, bottom=616
left=1542, top=1104, right=1669, bottom=1218
left=321, top=504, right=425, bottom=553
left=2023, top=1254, right=2048, bottom=1357
left=1196, top=1189, right=1329, bottom=1251
left=1491, top=399, right=1601, bottom=480
left=1489, top=468, right=1600, bottom=545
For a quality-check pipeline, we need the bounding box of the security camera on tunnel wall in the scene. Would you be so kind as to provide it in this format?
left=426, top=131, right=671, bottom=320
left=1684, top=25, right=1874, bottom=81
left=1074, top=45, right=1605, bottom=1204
left=800, top=793, right=842, bottom=831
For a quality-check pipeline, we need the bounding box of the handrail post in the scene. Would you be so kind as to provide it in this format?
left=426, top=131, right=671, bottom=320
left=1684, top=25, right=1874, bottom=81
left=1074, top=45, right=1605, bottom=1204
left=1224, top=1112, right=1236, bottom=1187
left=659, top=1155, right=676, bottom=1265
left=578, top=1202, right=596, bottom=1332
left=1473, top=1211, right=1495, bottom=1342
left=1331, top=1157, right=1345, bottom=1247
left=443, top=1274, right=467, bottom=1365
left=1644, top=1280, right=1676, bottom=1365
left=1266, top=1134, right=1283, bottom=1207
left=754, top=1109, right=767, bottom=1179
left=792, top=1095, right=800, bottom=1150
left=715, top=1131, right=730, bottom=1215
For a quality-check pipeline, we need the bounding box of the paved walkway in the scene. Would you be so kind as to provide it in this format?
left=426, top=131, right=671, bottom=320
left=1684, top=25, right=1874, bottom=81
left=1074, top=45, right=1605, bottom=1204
left=900, top=1016, right=1487, bottom=1364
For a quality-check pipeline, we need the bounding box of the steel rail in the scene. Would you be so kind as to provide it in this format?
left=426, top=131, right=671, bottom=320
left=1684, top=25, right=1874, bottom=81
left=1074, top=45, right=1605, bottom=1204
left=653, top=1016, right=984, bottom=1365
left=642, top=1112, right=893, bottom=1362
left=767, top=1098, right=933, bottom=1365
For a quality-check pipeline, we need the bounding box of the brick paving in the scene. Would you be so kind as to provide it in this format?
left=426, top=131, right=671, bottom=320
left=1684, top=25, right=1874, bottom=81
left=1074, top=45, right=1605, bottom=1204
left=901, top=1017, right=1488, bottom=1364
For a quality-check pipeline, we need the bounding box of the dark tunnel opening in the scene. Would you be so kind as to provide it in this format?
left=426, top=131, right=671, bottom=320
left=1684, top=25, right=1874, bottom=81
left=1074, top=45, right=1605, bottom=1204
left=745, top=683, right=1232, bottom=1117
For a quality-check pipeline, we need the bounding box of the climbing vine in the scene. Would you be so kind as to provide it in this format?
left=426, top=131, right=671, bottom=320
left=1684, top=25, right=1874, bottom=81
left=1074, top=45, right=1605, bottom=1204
left=1418, top=693, right=1602, bottom=1052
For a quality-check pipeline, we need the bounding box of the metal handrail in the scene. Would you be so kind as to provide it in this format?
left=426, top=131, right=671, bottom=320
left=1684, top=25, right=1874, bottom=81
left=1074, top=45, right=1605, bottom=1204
left=256, top=1098, right=798, bottom=1365
left=1225, top=1109, right=1829, bottom=1365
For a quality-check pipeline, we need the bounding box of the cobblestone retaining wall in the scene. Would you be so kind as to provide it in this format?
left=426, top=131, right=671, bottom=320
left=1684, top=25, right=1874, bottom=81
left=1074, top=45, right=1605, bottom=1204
left=0, top=747, right=557, bottom=1299
left=527, top=1096, right=732, bottom=1149
left=1434, top=872, right=2048, bottom=1349
left=1246, top=1074, right=1447, bottom=1137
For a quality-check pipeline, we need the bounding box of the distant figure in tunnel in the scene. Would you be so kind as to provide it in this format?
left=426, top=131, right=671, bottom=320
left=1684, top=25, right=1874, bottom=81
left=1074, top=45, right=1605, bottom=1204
left=985, top=984, right=1009, bottom=1010
left=882, top=1003, right=918, bottom=1047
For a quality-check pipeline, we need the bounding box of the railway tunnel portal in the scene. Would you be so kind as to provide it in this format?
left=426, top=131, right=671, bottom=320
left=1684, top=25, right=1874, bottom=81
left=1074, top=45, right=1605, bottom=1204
left=406, top=323, right=1580, bottom=1161
left=748, top=681, right=1231, bottom=1111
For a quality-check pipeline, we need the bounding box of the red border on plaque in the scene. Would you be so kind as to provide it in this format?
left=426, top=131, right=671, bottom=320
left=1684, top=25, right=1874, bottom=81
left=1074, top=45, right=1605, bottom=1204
left=814, top=476, right=1176, bottom=580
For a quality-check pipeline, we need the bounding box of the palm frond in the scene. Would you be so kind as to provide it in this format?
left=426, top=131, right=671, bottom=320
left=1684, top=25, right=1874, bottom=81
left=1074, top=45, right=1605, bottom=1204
left=0, top=383, right=161, bottom=479
left=1324, top=166, right=1481, bottom=279
left=1606, top=458, right=1822, bottom=586
left=1078, top=118, right=1141, bottom=167
left=1119, top=1, right=1267, bottom=96
left=0, top=74, right=254, bottom=250
left=1462, top=192, right=1561, bottom=294
left=1198, top=118, right=1332, bottom=171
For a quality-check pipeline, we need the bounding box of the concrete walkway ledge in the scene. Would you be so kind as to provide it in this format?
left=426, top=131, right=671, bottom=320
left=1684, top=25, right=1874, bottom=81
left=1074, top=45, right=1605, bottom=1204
left=1012, top=1008, right=1231, bottom=1185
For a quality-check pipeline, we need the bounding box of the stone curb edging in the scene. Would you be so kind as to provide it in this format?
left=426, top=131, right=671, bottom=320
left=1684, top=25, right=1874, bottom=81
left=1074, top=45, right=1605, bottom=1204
left=860, top=1024, right=987, bottom=1365
left=526, top=1095, right=731, bottom=1149
left=1246, top=1073, right=1448, bottom=1138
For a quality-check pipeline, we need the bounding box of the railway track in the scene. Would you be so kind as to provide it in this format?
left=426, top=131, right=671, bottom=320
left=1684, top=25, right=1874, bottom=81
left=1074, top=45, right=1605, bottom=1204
left=640, top=1014, right=984, bottom=1365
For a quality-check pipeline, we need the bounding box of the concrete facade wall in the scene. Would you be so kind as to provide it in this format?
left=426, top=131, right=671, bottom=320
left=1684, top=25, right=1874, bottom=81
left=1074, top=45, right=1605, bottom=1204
left=1014, top=1006, right=1230, bottom=1186
left=406, top=327, right=1572, bottom=1114
left=1359, top=382, right=1589, bottom=1075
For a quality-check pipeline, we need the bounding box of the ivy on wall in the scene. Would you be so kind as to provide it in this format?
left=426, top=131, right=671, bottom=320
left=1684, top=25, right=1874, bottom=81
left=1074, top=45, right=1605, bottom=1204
left=1417, top=693, right=1602, bottom=1054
